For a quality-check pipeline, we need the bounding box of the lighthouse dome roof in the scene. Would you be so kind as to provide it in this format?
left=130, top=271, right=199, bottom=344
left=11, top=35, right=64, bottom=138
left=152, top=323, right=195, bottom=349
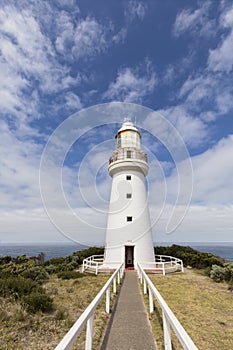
left=115, top=120, right=141, bottom=138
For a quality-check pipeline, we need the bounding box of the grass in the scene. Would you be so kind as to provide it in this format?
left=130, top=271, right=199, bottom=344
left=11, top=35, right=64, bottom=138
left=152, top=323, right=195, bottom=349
left=0, top=273, right=114, bottom=350
left=143, top=269, right=233, bottom=350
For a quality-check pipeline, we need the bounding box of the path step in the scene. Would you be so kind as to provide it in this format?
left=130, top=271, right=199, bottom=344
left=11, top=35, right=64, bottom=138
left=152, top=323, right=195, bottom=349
left=100, top=271, right=157, bottom=350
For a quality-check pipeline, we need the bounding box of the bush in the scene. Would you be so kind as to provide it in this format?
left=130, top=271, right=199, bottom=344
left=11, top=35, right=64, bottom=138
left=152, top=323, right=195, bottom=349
left=22, top=293, right=53, bottom=313
left=57, top=271, right=84, bottom=280
left=223, top=263, right=233, bottom=283
left=21, top=266, right=49, bottom=283
left=0, top=256, right=12, bottom=265
left=210, top=263, right=233, bottom=283
left=0, top=276, right=41, bottom=299
left=44, top=264, right=57, bottom=274
left=71, top=246, right=104, bottom=265
left=210, top=265, right=225, bottom=282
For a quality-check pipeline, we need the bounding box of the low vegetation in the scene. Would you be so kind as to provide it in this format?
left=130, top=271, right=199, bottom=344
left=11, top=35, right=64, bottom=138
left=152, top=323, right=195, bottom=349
left=0, top=245, right=232, bottom=349
left=0, top=246, right=111, bottom=349
left=146, top=270, right=233, bottom=350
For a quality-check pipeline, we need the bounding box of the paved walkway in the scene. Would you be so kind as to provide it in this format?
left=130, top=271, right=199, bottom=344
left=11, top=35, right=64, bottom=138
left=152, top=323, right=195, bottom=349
left=100, top=270, right=157, bottom=350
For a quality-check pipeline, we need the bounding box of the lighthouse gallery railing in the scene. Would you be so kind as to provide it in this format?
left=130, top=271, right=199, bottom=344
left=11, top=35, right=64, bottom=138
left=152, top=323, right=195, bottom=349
left=137, top=263, right=198, bottom=350
left=55, top=263, right=124, bottom=350
left=109, top=147, right=148, bottom=164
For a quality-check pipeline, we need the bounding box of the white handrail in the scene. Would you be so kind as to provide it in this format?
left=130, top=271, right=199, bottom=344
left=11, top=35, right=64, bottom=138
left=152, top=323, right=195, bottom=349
left=137, top=263, right=198, bottom=350
left=55, top=263, right=124, bottom=350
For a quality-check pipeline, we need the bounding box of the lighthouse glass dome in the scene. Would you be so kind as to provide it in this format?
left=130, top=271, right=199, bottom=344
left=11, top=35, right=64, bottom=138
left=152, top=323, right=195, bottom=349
left=102, top=120, right=155, bottom=269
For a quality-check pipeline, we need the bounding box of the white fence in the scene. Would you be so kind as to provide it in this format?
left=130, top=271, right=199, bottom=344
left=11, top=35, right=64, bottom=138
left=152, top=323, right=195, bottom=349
left=82, top=255, right=104, bottom=274
left=82, top=254, right=183, bottom=275
left=55, top=263, right=124, bottom=350
left=142, top=255, right=184, bottom=275
left=137, top=263, right=198, bottom=350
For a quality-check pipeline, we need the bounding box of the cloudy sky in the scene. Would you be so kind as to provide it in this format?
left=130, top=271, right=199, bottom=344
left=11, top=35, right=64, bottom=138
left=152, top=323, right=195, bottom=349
left=0, top=0, right=233, bottom=244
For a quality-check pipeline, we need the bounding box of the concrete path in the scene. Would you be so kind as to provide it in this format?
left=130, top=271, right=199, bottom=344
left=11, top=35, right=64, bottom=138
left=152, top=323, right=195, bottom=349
left=100, top=270, right=157, bottom=350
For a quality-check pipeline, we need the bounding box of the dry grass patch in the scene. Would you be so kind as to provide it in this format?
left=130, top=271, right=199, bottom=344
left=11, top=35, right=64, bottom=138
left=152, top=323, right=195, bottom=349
left=0, top=274, right=114, bottom=350
left=144, top=270, right=233, bottom=350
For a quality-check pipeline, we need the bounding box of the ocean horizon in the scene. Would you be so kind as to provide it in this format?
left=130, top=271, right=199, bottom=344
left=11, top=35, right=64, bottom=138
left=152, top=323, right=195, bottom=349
left=0, top=242, right=233, bottom=262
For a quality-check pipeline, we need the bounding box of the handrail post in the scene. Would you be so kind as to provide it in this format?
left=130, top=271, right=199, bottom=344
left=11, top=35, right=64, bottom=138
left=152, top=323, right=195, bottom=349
left=149, top=287, right=154, bottom=313
left=162, top=263, right=165, bottom=276
left=162, top=311, right=172, bottom=350
left=117, top=271, right=120, bottom=284
left=106, top=287, right=110, bottom=313
left=143, top=278, right=147, bottom=294
left=85, top=313, right=94, bottom=350
left=113, top=277, right=117, bottom=293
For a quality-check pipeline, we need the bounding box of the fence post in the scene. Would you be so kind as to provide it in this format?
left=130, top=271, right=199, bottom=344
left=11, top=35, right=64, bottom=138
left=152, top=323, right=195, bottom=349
left=162, top=311, right=172, bottom=350
left=106, top=287, right=110, bottom=313
left=117, top=271, right=120, bottom=284
left=162, top=263, right=166, bottom=276
left=140, top=271, right=143, bottom=284
left=149, top=287, right=154, bottom=313
left=143, top=278, right=147, bottom=294
left=85, top=313, right=94, bottom=350
left=113, top=277, right=117, bottom=294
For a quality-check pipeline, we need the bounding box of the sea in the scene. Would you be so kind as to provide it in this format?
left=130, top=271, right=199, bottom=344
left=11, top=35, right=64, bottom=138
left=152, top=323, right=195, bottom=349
left=0, top=242, right=233, bottom=262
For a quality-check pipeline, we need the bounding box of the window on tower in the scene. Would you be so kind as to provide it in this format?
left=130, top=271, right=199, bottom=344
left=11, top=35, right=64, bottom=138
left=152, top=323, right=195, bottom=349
left=127, top=216, right=133, bottom=222
left=127, top=150, right=131, bottom=158
left=126, top=193, right=132, bottom=199
left=126, top=175, right=131, bottom=180
left=116, top=134, right=121, bottom=148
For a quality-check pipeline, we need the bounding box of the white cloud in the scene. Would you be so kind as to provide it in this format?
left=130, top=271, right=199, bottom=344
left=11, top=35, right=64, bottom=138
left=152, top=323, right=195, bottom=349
left=155, top=106, right=208, bottom=148
left=72, top=17, right=107, bottom=59
left=103, top=61, right=156, bottom=103
left=208, top=32, right=233, bottom=72
left=173, top=1, right=215, bottom=37
left=56, top=14, right=109, bottom=59
left=157, top=134, right=233, bottom=207
left=0, top=121, right=43, bottom=210
left=0, top=4, right=72, bottom=121
left=125, top=1, right=147, bottom=22
left=208, top=5, right=233, bottom=72
left=153, top=204, right=233, bottom=243
left=65, top=92, right=83, bottom=110
left=192, top=135, right=233, bottom=204
left=112, top=28, right=127, bottom=44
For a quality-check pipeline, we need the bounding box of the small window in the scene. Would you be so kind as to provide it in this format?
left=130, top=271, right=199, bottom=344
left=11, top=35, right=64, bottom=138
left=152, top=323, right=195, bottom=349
left=127, top=216, right=133, bottom=222
left=127, top=150, right=131, bottom=158
left=126, top=175, right=131, bottom=180
left=126, top=193, right=132, bottom=199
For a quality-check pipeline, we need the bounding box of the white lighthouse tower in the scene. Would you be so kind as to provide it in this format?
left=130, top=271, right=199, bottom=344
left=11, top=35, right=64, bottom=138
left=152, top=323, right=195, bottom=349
left=103, top=120, right=155, bottom=269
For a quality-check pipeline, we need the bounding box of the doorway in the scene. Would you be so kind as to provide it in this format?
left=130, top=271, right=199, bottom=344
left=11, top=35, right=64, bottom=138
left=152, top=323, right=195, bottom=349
left=125, top=246, right=134, bottom=268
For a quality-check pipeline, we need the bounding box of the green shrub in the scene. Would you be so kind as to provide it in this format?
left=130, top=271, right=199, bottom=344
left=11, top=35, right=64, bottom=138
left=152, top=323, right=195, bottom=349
left=210, top=263, right=233, bottom=283
left=22, top=292, right=53, bottom=313
left=57, top=271, right=84, bottom=280
left=0, top=256, right=12, bottom=265
left=44, top=265, right=57, bottom=274
left=21, top=266, right=49, bottom=283
left=210, top=265, right=225, bottom=282
left=0, top=276, right=41, bottom=299
left=223, top=263, right=233, bottom=283
left=45, top=257, right=66, bottom=266
left=71, top=246, right=104, bottom=265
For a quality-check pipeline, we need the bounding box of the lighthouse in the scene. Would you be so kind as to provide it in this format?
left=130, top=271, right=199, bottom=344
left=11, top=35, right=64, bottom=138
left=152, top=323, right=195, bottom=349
left=102, top=120, right=155, bottom=269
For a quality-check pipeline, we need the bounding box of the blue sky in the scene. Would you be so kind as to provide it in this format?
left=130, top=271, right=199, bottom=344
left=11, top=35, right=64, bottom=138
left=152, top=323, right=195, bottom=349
left=0, top=0, right=233, bottom=244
